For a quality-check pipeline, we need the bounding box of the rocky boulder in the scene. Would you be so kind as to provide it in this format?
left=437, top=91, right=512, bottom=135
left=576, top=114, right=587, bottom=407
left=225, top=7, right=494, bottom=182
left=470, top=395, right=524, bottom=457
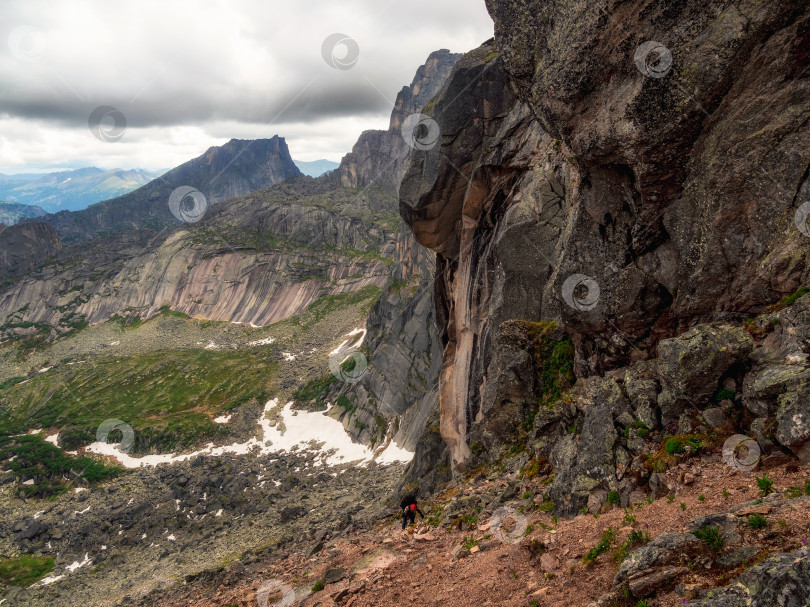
left=743, top=364, right=810, bottom=417
left=775, top=379, right=810, bottom=462
left=656, top=325, right=753, bottom=425
left=688, top=548, right=810, bottom=606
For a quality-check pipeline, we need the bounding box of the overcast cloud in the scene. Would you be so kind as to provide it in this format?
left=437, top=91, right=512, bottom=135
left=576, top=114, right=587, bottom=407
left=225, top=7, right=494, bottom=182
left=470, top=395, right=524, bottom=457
left=0, top=0, right=493, bottom=173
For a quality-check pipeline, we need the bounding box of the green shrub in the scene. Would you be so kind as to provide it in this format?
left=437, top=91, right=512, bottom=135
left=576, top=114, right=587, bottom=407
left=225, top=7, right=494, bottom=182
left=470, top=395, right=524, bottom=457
left=755, top=474, right=774, bottom=496
left=715, top=389, right=736, bottom=402
left=0, top=435, right=121, bottom=499
left=693, top=526, right=724, bottom=550
left=778, top=286, right=809, bottom=308
left=636, top=427, right=649, bottom=438
left=537, top=499, right=554, bottom=512
left=312, top=579, right=324, bottom=592
left=665, top=438, right=685, bottom=455
left=293, top=374, right=337, bottom=407
left=0, top=377, right=27, bottom=391
left=747, top=514, right=767, bottom=529
left=607, top=490, right=620, bottom=505
left=583, top=528, right=615, bottom=563
left=785, top=486, right=803, bottom=499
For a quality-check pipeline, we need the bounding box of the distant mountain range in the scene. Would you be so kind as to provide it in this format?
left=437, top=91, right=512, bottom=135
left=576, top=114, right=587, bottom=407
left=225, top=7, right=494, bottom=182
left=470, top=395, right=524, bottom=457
left=0, top=167, right=165, bottom=213
left=0, top=201, right=46, bottom=225
left=293, top=159, right=339, bottom=177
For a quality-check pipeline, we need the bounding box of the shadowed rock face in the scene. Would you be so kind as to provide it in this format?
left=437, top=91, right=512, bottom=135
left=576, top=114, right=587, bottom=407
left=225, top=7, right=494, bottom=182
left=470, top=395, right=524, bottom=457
left=0, top=222, right=61, bottom=278
left=333, top=49, right=463, bottom=191
left=0, top=137, right=302, bottom=280
left=400, top=2, right=810, bottom=473
left=41, top=137, right=303, bottom=244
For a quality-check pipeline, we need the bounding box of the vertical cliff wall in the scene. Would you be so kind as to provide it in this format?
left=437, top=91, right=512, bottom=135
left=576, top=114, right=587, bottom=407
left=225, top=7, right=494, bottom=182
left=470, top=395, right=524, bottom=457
left=400, top=0, right=810, bottom=502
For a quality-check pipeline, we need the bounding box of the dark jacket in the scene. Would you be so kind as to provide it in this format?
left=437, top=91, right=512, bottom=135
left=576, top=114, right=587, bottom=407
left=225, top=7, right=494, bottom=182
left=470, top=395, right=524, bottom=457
left=400, top=493, right=424, bottom=517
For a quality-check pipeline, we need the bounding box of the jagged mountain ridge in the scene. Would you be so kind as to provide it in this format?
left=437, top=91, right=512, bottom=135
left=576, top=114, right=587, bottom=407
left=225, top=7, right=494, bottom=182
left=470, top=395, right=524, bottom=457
left=0, top=137, right=301, bottom=281
left=39, top=136, right=302, bottom=245
left=331, top=49, right=463, bottom=191
left=0, top=51, right=458, bottom=391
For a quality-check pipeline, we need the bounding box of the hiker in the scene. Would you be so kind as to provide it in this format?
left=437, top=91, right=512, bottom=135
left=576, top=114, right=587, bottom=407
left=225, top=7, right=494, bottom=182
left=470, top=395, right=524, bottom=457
left=400, top=492, right=424, bottom=529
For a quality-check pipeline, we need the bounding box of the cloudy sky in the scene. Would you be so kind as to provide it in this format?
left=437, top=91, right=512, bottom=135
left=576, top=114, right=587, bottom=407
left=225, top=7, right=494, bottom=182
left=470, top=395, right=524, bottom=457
left=0, top=0, right=493, bottom=174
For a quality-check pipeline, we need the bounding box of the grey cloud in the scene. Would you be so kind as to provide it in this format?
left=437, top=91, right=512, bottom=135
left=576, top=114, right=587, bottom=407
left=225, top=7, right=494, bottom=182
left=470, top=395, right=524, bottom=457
left=0, top=0, right=493, bottom=170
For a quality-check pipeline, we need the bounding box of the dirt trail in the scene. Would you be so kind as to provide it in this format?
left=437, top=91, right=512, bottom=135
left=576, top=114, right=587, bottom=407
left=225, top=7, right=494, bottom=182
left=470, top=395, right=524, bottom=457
left=135, top=456, right=810, bottom=607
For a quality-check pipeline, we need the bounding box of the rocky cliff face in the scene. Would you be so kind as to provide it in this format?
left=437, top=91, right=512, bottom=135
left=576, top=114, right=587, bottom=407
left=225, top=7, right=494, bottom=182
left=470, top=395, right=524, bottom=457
left=313, top=52, right=465, bottom=460
left=0, top=222, right=61, bottom=279
left=400, top=1, right=810, bottom=509
left=332, top=50, right=462, bottom=191
left=0, top=180, right=395, bottom=337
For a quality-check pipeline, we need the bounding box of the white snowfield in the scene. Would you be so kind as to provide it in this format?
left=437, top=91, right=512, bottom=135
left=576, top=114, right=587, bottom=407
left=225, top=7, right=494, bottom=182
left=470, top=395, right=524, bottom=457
left=329, top=327, right=366, bottom=356
left=85, top=399, right=413, bottom=469
left=35, top=553, right=92, bottom=586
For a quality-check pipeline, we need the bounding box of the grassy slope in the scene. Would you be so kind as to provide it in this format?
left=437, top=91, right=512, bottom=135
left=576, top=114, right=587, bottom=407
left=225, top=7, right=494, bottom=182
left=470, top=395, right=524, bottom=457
left=0, top=284, right=382, bottom=456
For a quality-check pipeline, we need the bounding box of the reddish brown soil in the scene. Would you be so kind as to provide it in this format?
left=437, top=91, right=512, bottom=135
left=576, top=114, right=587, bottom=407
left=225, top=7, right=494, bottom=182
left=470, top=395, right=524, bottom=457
left=144, top=456, right=810, bottom=607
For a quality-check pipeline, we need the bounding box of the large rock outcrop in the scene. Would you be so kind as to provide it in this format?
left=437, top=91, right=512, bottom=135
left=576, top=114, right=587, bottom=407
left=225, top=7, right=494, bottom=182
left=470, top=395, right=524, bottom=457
left=0, top=221, right=61, bottom=279
left=399, top=1, right=810, bottom=481
left=333, top=50, right=462, bottom=191
left=40, top=136, right=302, bottom=245
left=0, top=180, right=396, bottom=332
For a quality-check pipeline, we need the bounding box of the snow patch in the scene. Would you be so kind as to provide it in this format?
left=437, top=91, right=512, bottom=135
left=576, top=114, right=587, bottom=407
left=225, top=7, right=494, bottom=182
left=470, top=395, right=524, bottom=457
left=85, top=399, right=413, bottom=468
left=282, top=352, right=296, bottom=361
left=214, top=414, right=232, bottom=424
left=38, top=366, right=52, bottom=373
left=249, top=337, right=276, bottom=346
left=329, top=327, right=366, bottom=356
left=44, top=433, right=59, bottom=445
left=66, top=554, right=91, bottom=573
